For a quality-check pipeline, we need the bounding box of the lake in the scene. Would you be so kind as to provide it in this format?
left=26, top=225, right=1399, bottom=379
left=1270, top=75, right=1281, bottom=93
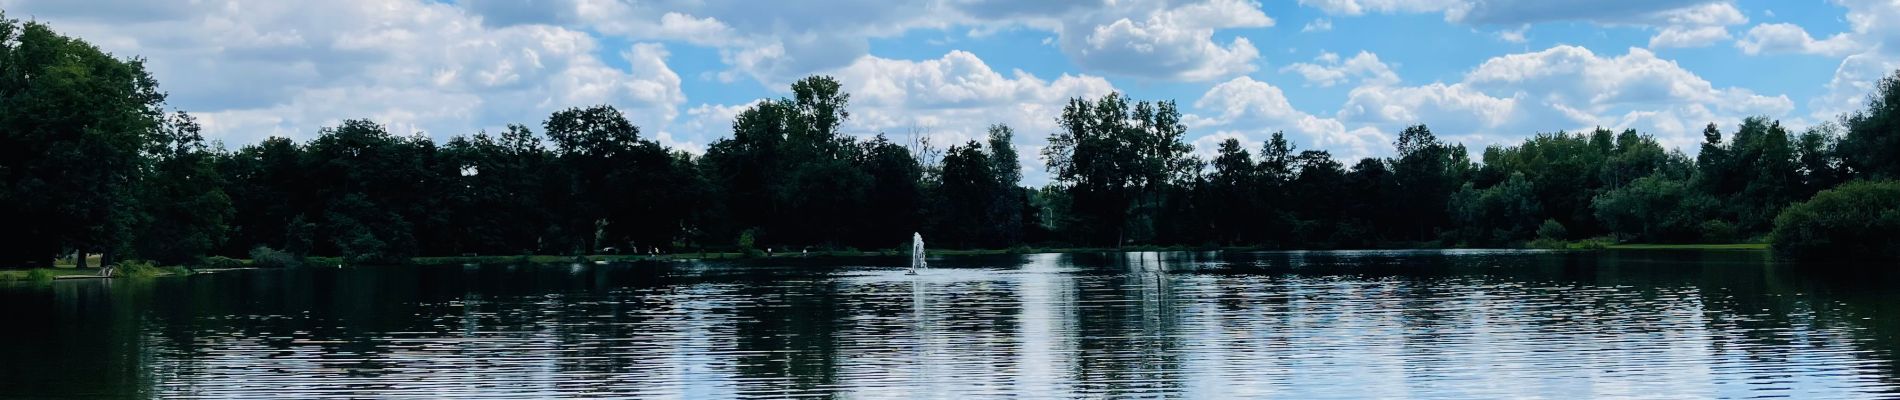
left=3, top=250, right=1898, bottom=398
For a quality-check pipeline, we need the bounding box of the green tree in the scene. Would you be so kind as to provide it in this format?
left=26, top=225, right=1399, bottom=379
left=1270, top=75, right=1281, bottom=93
left=0, top=15, right=169, bottom=267
left=1771, top=180, right=1900, bottom=262
left=1592, top=176, right=1717, bottom=243
left=132, top=112, right=233, bottom=265
left=985, top=125, right=1026, bottom=246
left=1795, top=124, right=1847, bottom=198
left=218, top=136, right=312, bottom=256
left=439, top=124, right=553, bottom=255
left=1389, top=125, right=1471, bottom=242
left=1697, top=117, right=1802, bottom=234
left=854, top=134, right=923, bottom=247
left=1256, top=132, right=1298, bottom=244
left=703, top=76, right=877, bottom=248
left=1841, top=71, right=1900, bottom=179
left=1207, top=138, right=1256, bottom=244
left=937, top=141, right=995, bottom=247
left=1448, top=172, right=1541, bottom=245
left=1044, top=93, right=1194, bottom=246
left=1475, top=130, right=1617, bottom=238
left=1288, top=150, right=1347, bottom=245
left=302, top=119, right=439, bottom=264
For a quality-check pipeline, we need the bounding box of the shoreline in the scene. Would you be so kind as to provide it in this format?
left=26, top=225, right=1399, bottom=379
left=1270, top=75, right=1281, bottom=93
left=1, top=243, right=1771, bottom=281
left=406, top=243, right=1771, bottom=265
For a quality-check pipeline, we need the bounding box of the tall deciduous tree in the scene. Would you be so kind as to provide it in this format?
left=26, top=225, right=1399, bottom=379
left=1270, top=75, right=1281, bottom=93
left=0, top=15, right=169, bottom=267
left=1045, top=93, right=1195, bottom=246
left=133, top=112, right=232, bottom=265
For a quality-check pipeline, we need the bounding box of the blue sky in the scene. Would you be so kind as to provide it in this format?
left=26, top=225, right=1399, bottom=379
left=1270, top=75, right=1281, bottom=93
left=3, top=0, right=1891, bottom=185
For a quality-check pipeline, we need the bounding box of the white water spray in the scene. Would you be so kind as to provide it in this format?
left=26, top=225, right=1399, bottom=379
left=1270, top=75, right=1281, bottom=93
left=909, top=232, right=927, bottom=275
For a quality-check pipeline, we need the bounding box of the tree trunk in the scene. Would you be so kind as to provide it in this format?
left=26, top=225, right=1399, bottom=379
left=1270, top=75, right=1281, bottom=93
left=76, top=249, right=88, bottom=269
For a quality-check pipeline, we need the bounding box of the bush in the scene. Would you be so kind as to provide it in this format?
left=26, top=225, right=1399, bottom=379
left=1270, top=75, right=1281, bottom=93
left=1771, top=180, right=1900, bottom=261
left=250, top=246, right=302, bottom=268
left=1593, top=176, right=1717, bottom=243
left=1698, top=220, right=1738, bottom=243
left=117, top=260, right=164, bottom=278
left=25, top=269, right=55, bottom=282
left=737, top=228, right=758, bottom=252
left=1525, top=238, right=1567, bottom=249
left=202, top=256, right=246, bottom=269
left=1573, top=236, right=1615, bottom=250
left=1537, top=219, right=1568, bottom=241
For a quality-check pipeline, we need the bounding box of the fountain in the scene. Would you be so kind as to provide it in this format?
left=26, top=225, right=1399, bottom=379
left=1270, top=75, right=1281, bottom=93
left=909, top=232, right=926, bottom=275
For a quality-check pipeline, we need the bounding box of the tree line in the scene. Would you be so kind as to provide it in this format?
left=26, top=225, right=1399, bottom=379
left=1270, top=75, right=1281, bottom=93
left=4, top=15, right=1898, bottom=268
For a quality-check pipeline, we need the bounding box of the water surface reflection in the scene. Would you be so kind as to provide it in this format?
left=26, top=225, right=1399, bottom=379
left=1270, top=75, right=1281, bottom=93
left=2, top=250, right=1897, bottom=398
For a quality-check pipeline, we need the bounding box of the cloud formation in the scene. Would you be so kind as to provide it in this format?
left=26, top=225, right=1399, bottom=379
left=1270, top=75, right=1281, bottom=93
left=3, top=0, right=1872, bottom=186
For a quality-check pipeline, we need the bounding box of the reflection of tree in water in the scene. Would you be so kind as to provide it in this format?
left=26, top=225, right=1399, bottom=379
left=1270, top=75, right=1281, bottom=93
left=729, top=279, right=844, bottom=396
left=1740, top=265, right=1900, bottom=392
left=1067, top=252, right=1185, bottom=397
left=8, top=252, right=1900, bottom=397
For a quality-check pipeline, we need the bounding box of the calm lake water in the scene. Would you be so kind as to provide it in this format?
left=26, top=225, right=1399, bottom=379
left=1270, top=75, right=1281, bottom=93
left=3, top=250, right=1899, bottom=399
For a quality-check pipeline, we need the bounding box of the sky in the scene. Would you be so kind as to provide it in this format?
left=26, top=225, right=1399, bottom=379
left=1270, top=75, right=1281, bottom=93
left=0, top=0, right=1890, bottom=185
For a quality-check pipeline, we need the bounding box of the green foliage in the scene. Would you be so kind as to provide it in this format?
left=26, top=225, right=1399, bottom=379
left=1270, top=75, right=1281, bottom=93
left=202, top=256, right=245, bottom=270
left=1525, top=238, right=1566, bottom=249
left=1573, top=237, right=1615, bottom=250
left=1698, top=220, right=1739, bottom=244
left=0, top=15, right=174, bottom=267
left=134, top=112, right=233, bottom=265
left=937, top=140, right=1010, bottom=248
left=1391, top=125, right=1472, bottom=241
left=1593, top=176, right=1717, bottom=243
left=1538, top=219, right=1568, bottom=241
left=117, top=260, right=163, bottom=278
left=1842, top=73, right=1900, bottom=179
left=737, top=228, right=758, bottom=251
left=1448, top=172, right=1541, bottom=245
left=1771, top=180, right=1900, bottom=261
left=249, top=246, right=300, bottom=269
left=1695, top=118, right=1803, bottom=233
left=701, top=76, right=921, bottom=249
left=1043, top=93, right=1195, bottom=246
left=25, top=269, right=55, bottom=282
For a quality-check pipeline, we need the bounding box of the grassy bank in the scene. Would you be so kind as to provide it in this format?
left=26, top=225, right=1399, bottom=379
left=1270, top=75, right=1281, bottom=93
left=0, top=266, right=100, bottom=282
left=0, top=263, right=189, bottom=282
left=1602, top=243, right=1770, bottom=251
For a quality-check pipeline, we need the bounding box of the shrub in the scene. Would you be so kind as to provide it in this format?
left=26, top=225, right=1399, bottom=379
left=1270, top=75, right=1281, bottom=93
left=1771, top=180, right=1900, bottom=261
left=117, top=260, right=164, bottom=278
left=250, top=246, right=302, bottom=269
left=737, top=228, right=758, bottom=251
left=1593, top=176, right=1717, bottom=242
left=25, top=269, right=55, bottom=282
left=1573, top=236, right=1615, bottom=250
left=1698, top=220, right=1738, bottom=243
left=1537, top=219, right=1568, bottom=241
left=202, top=256, right=246, bottom=270
left=1525, top=238, right=1567, bottom=250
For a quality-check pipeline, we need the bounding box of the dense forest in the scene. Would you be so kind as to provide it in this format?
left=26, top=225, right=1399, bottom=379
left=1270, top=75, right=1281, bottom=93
left=4, top=15, right=1898, bottom=268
